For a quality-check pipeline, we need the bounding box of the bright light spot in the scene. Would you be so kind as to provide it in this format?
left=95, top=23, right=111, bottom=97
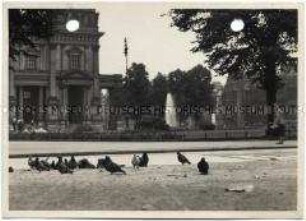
left=230, top=19, right=245, bottom=32
left=66, top=20, right=79, bottom=32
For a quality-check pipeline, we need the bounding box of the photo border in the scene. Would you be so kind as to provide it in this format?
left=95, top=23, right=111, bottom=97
left=1, top=0, right=305, bottom=219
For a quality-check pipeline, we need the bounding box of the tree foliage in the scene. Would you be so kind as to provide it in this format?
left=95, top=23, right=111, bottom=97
left=124, top=63, right=151, bottom=107
left=168, top=64, right=214, bottom=123
left=9, top=9, right=53, bottom=62
left=185, top=64, right=213, bottom=108
left=123, top=63, right=151, bottom=129
left=169, top=9, right=297, bottom=124
left=150, top=72, right=168, bottom=109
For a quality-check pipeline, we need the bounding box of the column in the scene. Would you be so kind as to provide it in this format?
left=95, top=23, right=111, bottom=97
left=50, top=44, right=61, bottom=97
left=38, top=86, right=44, bottom=121
left=84, top=87, right=89, bottom=122
left=18, top=86, right=24, bottom=120
left=88, top=45, right=93, bottom=72
left=9, top=71, right=17, bottom=126
left=47, top=44, right=60, bottom=126
left=9, top=71, right=16, bottom=97
left=92, top=45, right=100, bottom=98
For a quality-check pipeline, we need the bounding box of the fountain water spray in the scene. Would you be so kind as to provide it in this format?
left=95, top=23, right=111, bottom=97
left=165, top=93, right=178, bottom=128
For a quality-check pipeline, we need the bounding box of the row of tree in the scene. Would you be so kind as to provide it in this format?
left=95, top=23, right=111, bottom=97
left=110, top=63, right=215, bottom=129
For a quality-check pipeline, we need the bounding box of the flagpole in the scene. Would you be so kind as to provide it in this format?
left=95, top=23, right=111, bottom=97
left=125, top=54, right=128, bottom=75
left=124, top=37, right=128, bottom=75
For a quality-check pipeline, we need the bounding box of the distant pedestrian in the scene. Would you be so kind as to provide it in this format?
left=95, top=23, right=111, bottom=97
left=197, top=157, right=209, bottom=175
left=274, top=104, right=285, bottom=144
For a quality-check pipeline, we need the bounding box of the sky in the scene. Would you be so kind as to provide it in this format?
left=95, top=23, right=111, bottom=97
left=96, top=3, right=227, bottom=85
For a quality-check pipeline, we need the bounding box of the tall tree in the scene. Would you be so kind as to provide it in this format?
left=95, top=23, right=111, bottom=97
left=169, top=9, right=297, bottom=127
left=185, top=64, right=213, bottom=123
left=9, top=9, right=54, bottom=63
left=168, top=68, right=187, bottom=106
left=123, top=63, right=151, bottom=129
left=150, top=72, right=168, bottom=117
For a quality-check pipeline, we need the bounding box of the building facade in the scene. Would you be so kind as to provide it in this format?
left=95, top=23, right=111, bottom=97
left=217, top=68, right=297, bottom=133
left=9, top=9, right=122, bottom=132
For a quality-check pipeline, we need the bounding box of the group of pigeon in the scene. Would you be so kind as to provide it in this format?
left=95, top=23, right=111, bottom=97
left=26, top=151, right=209, bottom=175
left=177, top=152, right=209, bottom=175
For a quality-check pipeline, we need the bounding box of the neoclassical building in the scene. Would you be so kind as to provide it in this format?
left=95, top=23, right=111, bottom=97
left=9, top=9, right=122, bottom=132
left=216, top=68, right=297, bottom=132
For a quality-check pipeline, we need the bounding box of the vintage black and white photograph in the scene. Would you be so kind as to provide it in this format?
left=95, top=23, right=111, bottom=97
left=2, top=1, right=304, bottom=219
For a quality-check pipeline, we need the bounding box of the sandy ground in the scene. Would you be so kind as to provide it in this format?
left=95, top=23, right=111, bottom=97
left=9, top=149, right=297, bottom=211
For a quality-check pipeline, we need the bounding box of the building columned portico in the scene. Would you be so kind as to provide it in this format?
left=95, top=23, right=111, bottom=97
left=9, top=9, right=122, bottom=132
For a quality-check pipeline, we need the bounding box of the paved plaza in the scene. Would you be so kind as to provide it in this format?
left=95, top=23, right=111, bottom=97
left=9, top=148, right=297, bottom=211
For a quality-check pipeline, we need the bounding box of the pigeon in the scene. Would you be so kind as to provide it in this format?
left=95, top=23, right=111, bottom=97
left=28, top=156, right=36, bottom=169
left=34, top=157, right=49, bottom=171
left=97, top=158, right=105, bottom=169
left=8, top=166, right=14, bottom=173
left=57, top=161, right=73, bottom=174
left=100, top=156, right=126, bottom=175
left=177, top=152, right=191, bottom=165
left=50, top=160, right=56, bottom=170
left=55, top=156, right=63, bottom=170
left=78, top=158, right=95, bottom=169
left=139, top=152, right=149, bottom=167
left=64, top=158, right=69, bottom=167
left=131, top=154, right=141, bottom=170
left=68, top=155, right=78, bottom=170
left=40, top=157, right=51, bottom=170
left=197, top=157, right=209, bottom=175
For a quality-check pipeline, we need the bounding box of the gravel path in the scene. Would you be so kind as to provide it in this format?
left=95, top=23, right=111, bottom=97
left=9, top=149, right=297, bottom=211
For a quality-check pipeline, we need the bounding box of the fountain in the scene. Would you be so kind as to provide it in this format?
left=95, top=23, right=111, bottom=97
left=165, top=93, right=178, bottom=128
left=100, top=89, right=110, bottom=130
